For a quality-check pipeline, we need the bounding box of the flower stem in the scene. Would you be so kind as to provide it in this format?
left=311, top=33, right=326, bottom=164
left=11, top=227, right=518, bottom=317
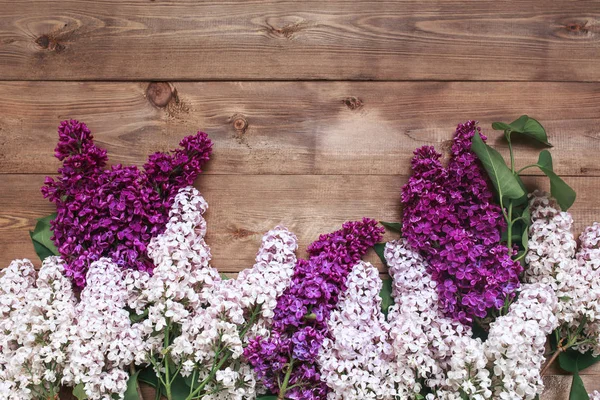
left=507, top=201, right=514, bottom=249
left=185, top=350, right=233, bottom=400
left=541, top=345, right=564, bottom=376
left=278, top=359, right=295, bottom=400
left=163, top=324, right=172, bottom=400
left=507, top=137, right=515, bottom=174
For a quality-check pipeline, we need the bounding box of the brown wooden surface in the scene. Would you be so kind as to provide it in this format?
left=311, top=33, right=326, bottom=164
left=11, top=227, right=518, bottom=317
left=1, top=81, right=600, bottom=177
left=0, top=1, right=600, bottom=81
left=1, top=0, right=599, bottom=398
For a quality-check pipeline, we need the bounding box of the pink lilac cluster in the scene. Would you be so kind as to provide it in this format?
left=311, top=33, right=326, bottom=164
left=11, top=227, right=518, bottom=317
left=244, top=219, right=384, bottom=400
left=41, top=120, right=212, bottom=286
left=128, top=187, right=299, bottom=399
left=526, top=192, right=600, bottom=356
left=401, top=121, right=522, bottom=324
left=0, top=258, right=76, bottom=399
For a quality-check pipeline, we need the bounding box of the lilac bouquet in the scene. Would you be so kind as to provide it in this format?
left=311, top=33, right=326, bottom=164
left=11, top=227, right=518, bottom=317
left=1, top=116, right=597, bottom=400
left=41, top=120, right=212, bottom=286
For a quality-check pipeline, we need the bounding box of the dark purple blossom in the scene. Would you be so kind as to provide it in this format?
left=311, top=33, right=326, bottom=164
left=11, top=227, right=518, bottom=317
left=401, top=121, right=522, bottom=325
left=244, top=219, right=384, bottom=400
left=41, top=120, right=212, bottom=287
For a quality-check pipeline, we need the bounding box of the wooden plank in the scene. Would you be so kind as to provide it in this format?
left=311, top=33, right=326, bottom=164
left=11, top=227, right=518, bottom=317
left=1, top=81, right=600, bottom=176
left=0, top=1, right=599, bottom=81
left=1, top=173, right=599, bottom=272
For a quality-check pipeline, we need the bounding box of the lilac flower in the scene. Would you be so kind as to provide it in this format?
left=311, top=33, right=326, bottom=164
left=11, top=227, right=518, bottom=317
left=41, top=120, right=212, bottom=286
left=244, top=219, right=384, bottom=400
left=526, top=192, right=600, bottom=357
left=318, top=261, right=394, bottom=400
left=401, top=121, right=522, bottom=325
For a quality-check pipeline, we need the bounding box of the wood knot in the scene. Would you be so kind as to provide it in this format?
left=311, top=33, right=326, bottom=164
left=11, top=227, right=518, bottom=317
left=264, top=18, right=308, bottom=40
left=343, top=97, right=363, bottom=110
left=146, top=82, right=174, bottom=108
left=35, top=35, right=65, bottom=52
left=566, top=22, right=588, bottom=34
left=556, top=18, right=598, bottom=39
left=231, top=228, right=256, bottom=239
left=231, top=114, right=248, bottom=133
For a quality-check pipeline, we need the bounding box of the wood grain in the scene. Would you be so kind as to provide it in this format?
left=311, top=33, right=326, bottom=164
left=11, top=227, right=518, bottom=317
left=0, top=1, right=599, bottom=81
left=1, top=81, right=600, bottom=177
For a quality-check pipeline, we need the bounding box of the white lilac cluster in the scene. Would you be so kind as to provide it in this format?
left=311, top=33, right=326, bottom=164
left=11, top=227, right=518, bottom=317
left=128, top=186, right=219, bottom=361
left=63, top=258, right=143, bottom=400
left=590, top=390, right=600, bottom=400
left=0, top=258, right=76, bottom=399
left=526, top=191, right=600, bottom=356
left=129, top=186, right=298, bottom=399
left=384, top=239, right=490, bottom=400
left=318, top=261, right=393, bottom=400
left=0, top=259, right=37, bottom=396
left=484, top=283, right=558, bottom=399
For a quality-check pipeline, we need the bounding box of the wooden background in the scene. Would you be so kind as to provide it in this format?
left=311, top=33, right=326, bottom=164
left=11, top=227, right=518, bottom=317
left=1, top=1, right=599, bottom=398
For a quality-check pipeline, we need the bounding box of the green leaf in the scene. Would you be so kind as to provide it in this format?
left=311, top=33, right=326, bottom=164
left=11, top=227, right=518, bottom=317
left=537, top=149, right=553, bottom=170
left=537, top=150, right=577, bottom=210
left=559, top=349, right=600, bottom=373
left=491, top=122, right=512, bottom=131
left=29, top=213, right=59, bottom=261
left=73, top=383, right=88, bottom=400
left=471, top=132, right=525, bottom=201
left=522, top=229, right=529, bottom=251
left=521, top=206, right=532, bottom=226
left=138, top=366, right=159, bottom=388
left=124, top=370, right=141, bottom=400
left=517, top=116, right=551, bottom=146
left=493, top=115, right=552, bottom=146
left=380, top=278, right=394, bottom=316
left=373, top=243, right=387, bottom=267
left=380, top=221, right=402, bottom=233
left=256, top=396, right=278, bottom=400
left=30, top=233, right=57, bottom=260
left=569, top=371, right=590, bottom=400
left=560, top=296, right=573, bottom=302
left=220, top=273, right=231, bottom=280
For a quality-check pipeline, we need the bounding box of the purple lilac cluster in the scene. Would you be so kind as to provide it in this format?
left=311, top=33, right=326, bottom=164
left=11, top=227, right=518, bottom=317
left=244, top=218, right=384, bottom=400
left=41, top=120, right=212, bottom=287
left=401, top=121, right=522, bottom=325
